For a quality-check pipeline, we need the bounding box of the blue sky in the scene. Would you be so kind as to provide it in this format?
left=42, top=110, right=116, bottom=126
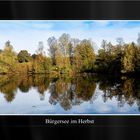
left=0, top=20, right=140, bottom=54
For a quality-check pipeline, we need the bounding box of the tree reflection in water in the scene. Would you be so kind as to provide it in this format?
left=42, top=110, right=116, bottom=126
left=0, top=74, right=140, bottom=112
left=49, top=76, right=96, bottom=110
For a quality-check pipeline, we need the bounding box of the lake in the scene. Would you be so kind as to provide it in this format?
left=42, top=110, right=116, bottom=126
left=0, top=74, right=139, bottom=114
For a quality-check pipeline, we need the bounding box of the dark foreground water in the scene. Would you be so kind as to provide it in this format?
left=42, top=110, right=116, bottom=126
left=0, top=74, right=140, bottom=114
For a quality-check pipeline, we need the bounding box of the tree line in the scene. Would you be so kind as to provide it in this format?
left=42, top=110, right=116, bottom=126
left=1, top=33, right=140, bottom=75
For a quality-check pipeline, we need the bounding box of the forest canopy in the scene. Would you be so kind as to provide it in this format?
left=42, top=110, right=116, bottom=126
left=0, top=33, right=140, bottom=75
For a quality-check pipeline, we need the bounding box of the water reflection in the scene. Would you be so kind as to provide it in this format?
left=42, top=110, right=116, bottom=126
left=49, top=77, right=96, bottom=110
left=0, top=74, right=140, bottom=113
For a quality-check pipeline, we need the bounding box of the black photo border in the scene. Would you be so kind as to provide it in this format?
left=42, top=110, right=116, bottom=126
left=0, top=1, right=140, bottom=135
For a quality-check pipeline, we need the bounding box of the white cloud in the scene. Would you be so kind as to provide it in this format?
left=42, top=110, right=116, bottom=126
left=93, top=20, right=111, bottom=26
left=0, top=20, right=140, bottom=54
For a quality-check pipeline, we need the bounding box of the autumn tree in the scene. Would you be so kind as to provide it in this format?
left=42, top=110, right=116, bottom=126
left=69, top=38, right=80, bottom=65
left=3, top=41, right=17, bottom=64
left=121, top=42, right=136, bottom=73
left=95, top=40, right=113, bottom=73
left=135, top=46, right=140, bottom=72
left=74, top=39, right=96, bottom=72
left=57, top=34, right=72, bottom=73
left=95, top=40, right=123, bottom=74
left=59, top=33, right=71, bottom=56
left=47, top=37, right=58, bottom=65
left=33, top=42, right=51, bottom=73
left=17, top=50, right=32, bottom=63
left=0, top=41, right=17, bottom=73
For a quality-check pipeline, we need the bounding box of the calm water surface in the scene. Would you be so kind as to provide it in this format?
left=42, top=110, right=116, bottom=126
left=0, top=74, right=140, bottom=114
